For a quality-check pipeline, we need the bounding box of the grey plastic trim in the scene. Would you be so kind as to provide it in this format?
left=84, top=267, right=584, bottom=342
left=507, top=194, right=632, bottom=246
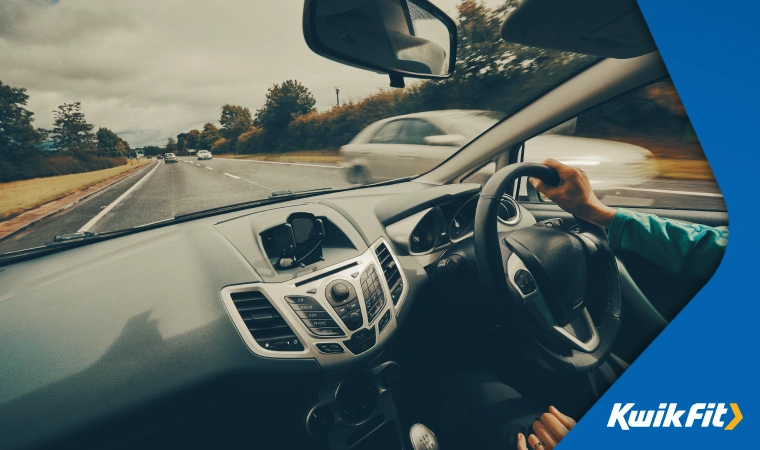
left=220, top=238, right=407, bottom=371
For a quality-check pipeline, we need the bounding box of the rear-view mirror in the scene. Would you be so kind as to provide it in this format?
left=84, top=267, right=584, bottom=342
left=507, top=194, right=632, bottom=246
left=303, top=0, right=457, bottom=87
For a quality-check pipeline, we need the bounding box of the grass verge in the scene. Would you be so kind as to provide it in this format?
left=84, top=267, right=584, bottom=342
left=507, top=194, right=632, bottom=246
left=0, top=159, right=152, bottom=220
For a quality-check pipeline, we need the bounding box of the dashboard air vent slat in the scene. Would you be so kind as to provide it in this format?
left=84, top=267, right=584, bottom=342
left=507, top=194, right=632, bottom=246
left=375, top=243, right=403, bottom=305
left=230, top=290, right=303, bottom=351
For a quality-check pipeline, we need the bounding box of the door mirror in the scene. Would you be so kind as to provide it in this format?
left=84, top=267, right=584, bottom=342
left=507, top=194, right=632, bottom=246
left=424, top=134, right=466, bottom=146
left=303, top=0, right=457, bottom=86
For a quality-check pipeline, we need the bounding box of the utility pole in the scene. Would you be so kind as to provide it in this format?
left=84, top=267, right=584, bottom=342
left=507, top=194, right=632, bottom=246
left=335, top=86, right=340, bottom=106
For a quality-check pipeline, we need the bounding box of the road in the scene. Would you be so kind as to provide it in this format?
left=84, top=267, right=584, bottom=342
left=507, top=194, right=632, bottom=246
left=0, top=158, right=725, bottom=255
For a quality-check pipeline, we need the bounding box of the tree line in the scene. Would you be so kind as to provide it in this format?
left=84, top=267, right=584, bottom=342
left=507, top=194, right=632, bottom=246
left=0, top=81, right=135, bottom=182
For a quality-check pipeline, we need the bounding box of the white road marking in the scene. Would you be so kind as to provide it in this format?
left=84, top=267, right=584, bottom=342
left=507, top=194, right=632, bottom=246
left=217, top=158, right=343, bottom=169
left=205, top=167, right=213, bottom=170
left=246, top=179, right=272, bottom=190
left=78, top=161, right=160, bottom=232
left=196, top=163, right=201, bottom=166
left=609, top=186, right=723, bottom=198
left=224, top=173, right=240, bottom=179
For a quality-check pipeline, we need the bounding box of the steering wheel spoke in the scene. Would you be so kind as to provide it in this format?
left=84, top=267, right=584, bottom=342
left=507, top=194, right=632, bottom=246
left=505, top=253, right=600, bottom=353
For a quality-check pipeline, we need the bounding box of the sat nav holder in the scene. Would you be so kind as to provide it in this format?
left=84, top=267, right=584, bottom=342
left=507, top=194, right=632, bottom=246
left=277, top=212, right=326, bottom=269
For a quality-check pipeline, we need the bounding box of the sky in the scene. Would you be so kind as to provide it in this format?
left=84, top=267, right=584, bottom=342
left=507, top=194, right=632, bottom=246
left=0, top=0, right=504, bottom=147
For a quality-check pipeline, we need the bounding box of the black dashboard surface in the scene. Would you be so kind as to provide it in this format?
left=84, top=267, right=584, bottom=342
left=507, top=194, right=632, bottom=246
left=0, top=180, right=478, bottom=449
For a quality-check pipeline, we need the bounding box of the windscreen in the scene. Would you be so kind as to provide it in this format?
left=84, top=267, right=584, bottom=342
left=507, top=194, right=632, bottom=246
left=0, top=0, right=595, bottom=255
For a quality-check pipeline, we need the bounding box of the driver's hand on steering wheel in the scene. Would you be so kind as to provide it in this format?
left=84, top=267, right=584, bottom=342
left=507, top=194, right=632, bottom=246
left=516, top=406, right=576, bottom=450
left=528, top=159, right=617, bottom=228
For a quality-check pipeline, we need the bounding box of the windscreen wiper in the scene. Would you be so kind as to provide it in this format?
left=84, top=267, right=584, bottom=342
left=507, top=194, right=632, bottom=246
left=45, top=231, right=99, bottom=247
left=269, top=187, right=333, bottom=199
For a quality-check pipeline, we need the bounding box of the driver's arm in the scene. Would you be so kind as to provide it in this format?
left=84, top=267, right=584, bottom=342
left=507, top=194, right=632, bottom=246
left=529, top=159, right=728, bottom=279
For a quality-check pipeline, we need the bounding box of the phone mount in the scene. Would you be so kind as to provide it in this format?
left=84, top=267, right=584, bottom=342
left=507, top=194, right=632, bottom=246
left=277, top=212, right=326, bottom=269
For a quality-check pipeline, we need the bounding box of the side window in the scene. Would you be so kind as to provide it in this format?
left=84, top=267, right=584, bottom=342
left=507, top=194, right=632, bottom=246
left=397, top=119, right=442, bottom=145
left=521, top=78, right=725, bottom=211
left=370, top=120, right=405, bottom=144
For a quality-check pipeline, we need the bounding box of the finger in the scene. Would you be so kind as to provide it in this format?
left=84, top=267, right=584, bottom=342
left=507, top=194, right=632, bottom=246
left=533, top=421, right=557, bottom=450
left=549, top=406, right=576, bottom=430
left=541, top=158, right=571, bottom=174
left=527, top=433, right=543, bottom=450
left=516, top=433, right=529, bottom=450
left=529, top=177, right=543, bottom=191
left=540, top=412, right=569, bottom=441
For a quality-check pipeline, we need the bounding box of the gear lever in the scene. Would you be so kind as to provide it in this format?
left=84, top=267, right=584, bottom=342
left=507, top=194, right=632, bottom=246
left=409, top=424, right=439, bottom=450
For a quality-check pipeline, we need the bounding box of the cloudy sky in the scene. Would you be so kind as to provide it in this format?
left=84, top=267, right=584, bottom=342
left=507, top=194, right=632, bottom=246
left=0, top=0, right=502, bottom=147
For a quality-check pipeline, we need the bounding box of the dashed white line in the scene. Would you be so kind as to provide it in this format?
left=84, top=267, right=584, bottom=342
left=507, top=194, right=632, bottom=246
left=223, top=173, right=240, bottom=179
left=196, top=163, right=201, bottom=166
left=78, top=161, right=160, bottom=232
left=205, top=167, right=213, bottom=171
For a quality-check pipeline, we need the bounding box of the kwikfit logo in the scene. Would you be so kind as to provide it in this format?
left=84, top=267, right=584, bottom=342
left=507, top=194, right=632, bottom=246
left=607, top=403, right=742, bottom=430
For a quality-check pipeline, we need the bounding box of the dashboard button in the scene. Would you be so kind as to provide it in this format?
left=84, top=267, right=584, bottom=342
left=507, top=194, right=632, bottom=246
left=289, top=303, right=325, bottom=311
left=345, top=334, right=376, bottom=355
left=316, top=343, right=344, bottom=354
left=296, top=310, right=331, bottom=320
left=286, top=296, right=320, bottom=305
left=345, top=327, right=375, bottom=346
left=311, top=327, right=345, bottom=337
left=378, top=310, right=391, bottom=334
left=345, top=312, right=363, bottom=330
left=302, top=318, right=338, bottom=328
left=346, top=299, right=361, bottom=311
left=333, top=304, right=349, bottom=316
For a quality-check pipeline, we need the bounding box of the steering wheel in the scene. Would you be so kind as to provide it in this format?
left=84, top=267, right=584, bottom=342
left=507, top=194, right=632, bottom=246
left=474, top=163, right=621, bottom=372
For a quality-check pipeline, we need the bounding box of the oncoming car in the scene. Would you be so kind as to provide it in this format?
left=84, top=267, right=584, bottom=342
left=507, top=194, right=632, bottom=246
left=197, top=150, right=212, bottom=160
left=164, top=152, right=178, bottom=163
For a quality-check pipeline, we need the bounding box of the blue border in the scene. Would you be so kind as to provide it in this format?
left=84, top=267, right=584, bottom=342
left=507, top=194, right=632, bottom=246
left=562, top=1, right=758, bottom=448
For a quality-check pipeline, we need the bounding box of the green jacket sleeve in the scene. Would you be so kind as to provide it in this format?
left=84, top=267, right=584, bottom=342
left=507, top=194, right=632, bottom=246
left=607, top=208, right=728, bottom=279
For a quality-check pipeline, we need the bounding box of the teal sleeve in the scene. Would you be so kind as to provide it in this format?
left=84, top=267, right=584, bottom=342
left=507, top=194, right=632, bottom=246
left=607, top=208, right=728, bottom=279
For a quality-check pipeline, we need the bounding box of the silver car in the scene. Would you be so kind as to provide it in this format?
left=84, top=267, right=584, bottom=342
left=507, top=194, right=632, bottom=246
left=340, top=110, right=658, bottom=189
left=340, top=110, right=504, bottom=184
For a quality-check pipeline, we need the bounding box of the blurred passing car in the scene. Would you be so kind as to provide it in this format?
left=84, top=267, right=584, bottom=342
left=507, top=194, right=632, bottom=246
left=340, top=110, right=503, bottom=184
left=340, top=110, right=658, bottom=188
left=156, top=154, right=163, bottom=160
left=197, top=150, right=212, bottom=160
left=164, top=153, right=178, bottom=164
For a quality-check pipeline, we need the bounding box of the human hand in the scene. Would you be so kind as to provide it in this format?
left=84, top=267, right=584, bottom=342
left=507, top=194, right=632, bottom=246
left=528, top=159, right=617, bottom=228
left=516, top=406, right=576, bottom=450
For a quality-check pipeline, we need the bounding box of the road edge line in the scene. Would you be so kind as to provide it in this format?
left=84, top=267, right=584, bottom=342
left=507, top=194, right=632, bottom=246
left=78, top=161, right=161, bottom=232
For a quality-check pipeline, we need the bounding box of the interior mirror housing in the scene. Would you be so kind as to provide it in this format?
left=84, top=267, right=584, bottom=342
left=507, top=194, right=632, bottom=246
left=303, top=0, right=457, bottom=87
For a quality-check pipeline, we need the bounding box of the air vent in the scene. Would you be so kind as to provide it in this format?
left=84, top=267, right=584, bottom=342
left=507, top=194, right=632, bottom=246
left=230, top=290, right=303, bottom=351
left=375, top=243, right=404, bottom=305
left=497, top=195, right=521, bottom=225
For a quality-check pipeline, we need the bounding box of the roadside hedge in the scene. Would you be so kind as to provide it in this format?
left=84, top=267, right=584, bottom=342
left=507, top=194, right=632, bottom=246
left=0, top=152, right=127, bottom=183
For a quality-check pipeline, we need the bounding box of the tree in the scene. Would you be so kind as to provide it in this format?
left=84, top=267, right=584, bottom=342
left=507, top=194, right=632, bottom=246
left=164, top=137, right=177, bottom=153
left=51, top=102, right=95, bottom=152
left=141, top=145, right=161, bottom=157
left=0, top=80, right=46, bottom=158
left=186, top=129, right=201, bottom=149
left=254, top=80, right=316, bottom=135
left=220, top=105, right=253, bottom=149
left=200, top=122, right=221, bottom=150
left=95, top=127, right=130, bottom=157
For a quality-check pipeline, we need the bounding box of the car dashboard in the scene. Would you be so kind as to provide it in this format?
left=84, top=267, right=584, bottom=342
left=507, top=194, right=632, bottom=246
left=0, top=180, right=535, bottom=449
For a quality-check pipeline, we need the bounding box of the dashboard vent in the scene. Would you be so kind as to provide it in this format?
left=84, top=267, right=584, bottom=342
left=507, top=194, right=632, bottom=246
left=230, top=290, right=303, bottom=351
left=375, top=243, right=404, bottom=305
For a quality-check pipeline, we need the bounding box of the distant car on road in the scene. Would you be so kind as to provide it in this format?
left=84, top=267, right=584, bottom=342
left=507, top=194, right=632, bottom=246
left=197, top=150, right=212, bottom=160
left=156, top=155, right=163, bottom=160
left=339, top=110, right=658, bottom=188
left=164, top=153, right=178, bottom=164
